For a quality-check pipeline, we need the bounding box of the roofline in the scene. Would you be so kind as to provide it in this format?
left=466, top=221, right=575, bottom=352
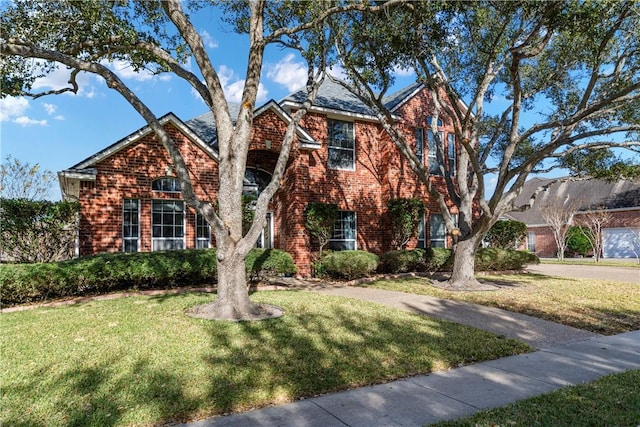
left=279, top=100, right=382, bottom=123
left=67, top=113, right=219, bottom=171
left=256, top=99, right=319, bottom=148
left=388, top=84, right=425, bottom=113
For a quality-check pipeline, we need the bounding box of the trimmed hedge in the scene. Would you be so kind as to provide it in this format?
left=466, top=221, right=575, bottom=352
left=378, top=249, right=429, bottom=274
left=319, top=250, right=379, bottom=280
left=245, top=248, right=297, bottom=280
left=380, top=247, right=539, bottom=273
left=1, top=248, right=296, bottom=307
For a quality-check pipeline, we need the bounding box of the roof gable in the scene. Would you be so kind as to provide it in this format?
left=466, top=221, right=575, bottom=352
left=507, top=177, right=640, bottom=225
left=65, top=113, right=218, bottom=172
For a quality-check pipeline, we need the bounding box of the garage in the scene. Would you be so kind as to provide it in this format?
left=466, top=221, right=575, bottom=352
left=602, top=228, right=640, bottom=258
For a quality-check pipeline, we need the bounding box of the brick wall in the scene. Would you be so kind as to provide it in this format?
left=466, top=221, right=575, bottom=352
left=76, top=87, right=467, bottom=276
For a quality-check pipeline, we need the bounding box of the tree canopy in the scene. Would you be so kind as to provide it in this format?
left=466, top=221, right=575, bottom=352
left=329, top=0, right=640, bottom=286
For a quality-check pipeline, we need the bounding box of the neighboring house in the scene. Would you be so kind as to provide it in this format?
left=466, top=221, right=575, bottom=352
left=506, top=178, right=640, bottom=258
left=58, top=79, right=463, bottom=276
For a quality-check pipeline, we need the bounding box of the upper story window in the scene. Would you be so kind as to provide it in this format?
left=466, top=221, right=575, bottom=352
left=327, top=119, right=355, bottom=170
left=152, top=177, right=181, bottom=193
left=447, top=133, right=456, bottom=177
left=415, top=128, right=424, bottom=163
left=427, top=130, right=444, bottom=176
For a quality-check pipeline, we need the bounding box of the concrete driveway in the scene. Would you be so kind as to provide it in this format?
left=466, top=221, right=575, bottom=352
left=526, top=262, right=640, bottom=284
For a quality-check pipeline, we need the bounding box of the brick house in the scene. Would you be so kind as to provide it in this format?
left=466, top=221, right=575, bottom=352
left=506, top=178, right=640, bottom=258
left=58, top=79, right=462, bottom=275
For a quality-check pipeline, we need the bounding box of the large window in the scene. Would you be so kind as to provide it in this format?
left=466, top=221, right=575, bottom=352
left=429, top=213, right=458, bottom=248
left=328, top=211, right=357, bottom=250
left=427, top=130, right=444, bottom=175
left=196, top=214, right=211, bottom=249
left=122, top=198, right=139, bottom=252
left=447, top=133, right=456, bottom=177
left=327, top=119, right=355, bottom=170
left=417, top=214, right=426, bottom=249
left=152, top=200, right=185, bottom=251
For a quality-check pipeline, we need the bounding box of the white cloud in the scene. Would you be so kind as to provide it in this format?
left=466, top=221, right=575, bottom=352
left=43, top=103, right=57, bottom=115
left=0, top=96, right=30, bottom=122
left=14, top=116, right=48, bottom=127
left=327, top=64, right=348, bottom=81
left=217, top=65, right=268, bottom=104
left=200, top=30, right=219, bottom=49
left=109, top=59, right=155, bottom=82
left=393, top=65, right=415, bottom=78
left=266, top=54, right=308, bottom=91
left=31, top=66, right=96, bottom=97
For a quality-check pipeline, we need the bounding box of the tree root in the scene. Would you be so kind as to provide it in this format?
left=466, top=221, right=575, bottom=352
left=186, top=301, right=285, bottom=321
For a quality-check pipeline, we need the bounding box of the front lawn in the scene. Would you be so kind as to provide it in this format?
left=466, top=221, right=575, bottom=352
left=0, top=291, right=530, bottom=427
left=435, top=369, right=640, bottom=427
left=367, top=275, right=640, bottom=334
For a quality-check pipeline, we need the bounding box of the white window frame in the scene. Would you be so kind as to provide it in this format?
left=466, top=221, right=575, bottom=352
left=527, top=231, right=536, bottom=252
left=447, top=133, right=456, bottom=177
left=429, top=213, right=458, bottom=248
left=152, top=177, right=182, bottom=193
left=328, top=211, right=357, bottom=251
left=427, top=130, right=444, bottom=176
left=122, top=198, right=140, bottom=252
left=255, top=212, right=274, bottom=249
left=415, top=128, right=424, bottom=164
left=327, top=119, right=355, bottom=171
left=195, top=213, right=211, bottom=249
left=151, top=200, right=185, bottom=251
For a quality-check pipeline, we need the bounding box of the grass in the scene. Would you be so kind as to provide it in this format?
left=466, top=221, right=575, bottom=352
left=366, top=274, right=640, bottom=334
left=0, top=291, right=530, bottom=427
left=540, top=258, right=639, bottom=268
left=434, top=369, right=640, bottom=427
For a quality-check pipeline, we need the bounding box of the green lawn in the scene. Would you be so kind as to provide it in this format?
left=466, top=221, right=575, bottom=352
left=367, top=274, right=640, bottom=335
left=0, top=291, right=530, bottom=427
left=434, top=369, right=640, bottom=427
left=540, top=258, right=639, bottom=268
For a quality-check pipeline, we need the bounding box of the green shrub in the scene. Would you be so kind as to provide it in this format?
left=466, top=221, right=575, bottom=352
left=387, top=198, right=424, bottom=249
left=245, top=248, right=297, bottom=280
left=319, top=250, right=379, bottom=280
left=566, top=226, right=592, bottom=257
left=425, top=247, right=454, bottom=271
left=474, top=248, right=539, bottom=271
left=378, top=249, right=428, bottom=274
left=0, top=248, right=298, bottom=307
left=485, top=220, right=527, bottom=249
left=415, top=247, right=538, bottom=273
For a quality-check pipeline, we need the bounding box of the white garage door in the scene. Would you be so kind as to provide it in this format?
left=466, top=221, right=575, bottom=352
left=602, top=228, right=640, bottom=258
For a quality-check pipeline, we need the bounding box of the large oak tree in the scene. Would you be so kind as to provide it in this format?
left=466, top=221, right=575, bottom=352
left=1, top=0, right=384, bottom=319
left=330, top=0, right=640, bottom=288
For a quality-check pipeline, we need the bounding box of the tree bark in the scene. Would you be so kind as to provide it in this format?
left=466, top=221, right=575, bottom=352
left=447, top=236, right=483, bottom=289
left=187, top=244, right=284, bottom=321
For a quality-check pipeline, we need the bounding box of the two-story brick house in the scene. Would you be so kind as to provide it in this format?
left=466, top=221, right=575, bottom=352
left=58, top=79, right=460, bottom=275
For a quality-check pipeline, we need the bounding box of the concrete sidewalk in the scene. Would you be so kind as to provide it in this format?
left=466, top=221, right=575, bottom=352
left=179, top=331, right=640, bottom=427
left=177, top=287, right=639, bottom=427
left=316, top=286, right=600, bottom=349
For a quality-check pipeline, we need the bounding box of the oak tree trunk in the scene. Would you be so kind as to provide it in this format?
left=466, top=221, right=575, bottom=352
left=447, top=236, right=483, bottom=289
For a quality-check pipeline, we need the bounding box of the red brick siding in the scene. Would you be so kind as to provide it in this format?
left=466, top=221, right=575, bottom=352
left=76, top=87, right=470, bottom=276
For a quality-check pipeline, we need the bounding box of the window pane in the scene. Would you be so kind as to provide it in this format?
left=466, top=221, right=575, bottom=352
left=329, top=211, right=356, bottom=251
left=328, top=119, right=355, bottom=169
left=415, top=128, right=424, bottom=162
left=152, top=177, right=181, bottom=193
left=447, top=133, right=456, bottom=176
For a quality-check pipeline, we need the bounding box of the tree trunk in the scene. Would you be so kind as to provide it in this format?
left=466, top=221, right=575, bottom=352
left=447, top=236, right=483, bottom=289
left=186, top=245, right=283, bottom=321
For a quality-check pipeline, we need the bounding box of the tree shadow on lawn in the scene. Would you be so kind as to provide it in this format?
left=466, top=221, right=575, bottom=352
left=3, top=357, right=198, bottom=427
left=2, top=291, right=529, bottom=426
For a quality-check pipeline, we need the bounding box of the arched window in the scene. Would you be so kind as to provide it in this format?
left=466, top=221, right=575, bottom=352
left=243, top=168, right=272, bottom=197
left=152, top=177, right=181, bottom=193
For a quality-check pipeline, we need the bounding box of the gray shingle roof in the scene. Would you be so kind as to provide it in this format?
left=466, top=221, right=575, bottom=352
left=185, top=103, right=241, bottom=146
left=507, top=177, right=640, bottom=225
